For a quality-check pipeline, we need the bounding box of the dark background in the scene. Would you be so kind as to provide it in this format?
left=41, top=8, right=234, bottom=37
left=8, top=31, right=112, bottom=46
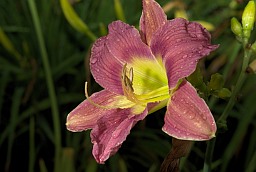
left=0, top=0, right=255, bottom=171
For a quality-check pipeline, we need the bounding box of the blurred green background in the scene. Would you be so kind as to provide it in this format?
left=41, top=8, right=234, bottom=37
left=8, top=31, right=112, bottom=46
left=0, top=0, right=256, bottom=172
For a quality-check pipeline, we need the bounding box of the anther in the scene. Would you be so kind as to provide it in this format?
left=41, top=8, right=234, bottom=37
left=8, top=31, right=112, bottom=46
left=129, top=67, right=133, bottom=83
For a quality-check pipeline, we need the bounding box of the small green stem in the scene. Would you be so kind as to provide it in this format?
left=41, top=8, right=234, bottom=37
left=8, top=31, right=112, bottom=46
left=247, top=150, right=256, bottom=172
left=218, top=47, right=250, bottom=123
left=27, top=0, right=61, bottom=171
left=203, top=138, right=216, bottom=172
left=203, top=43, right=251, bottom=172
left=29, top=117, right=35, bottom=172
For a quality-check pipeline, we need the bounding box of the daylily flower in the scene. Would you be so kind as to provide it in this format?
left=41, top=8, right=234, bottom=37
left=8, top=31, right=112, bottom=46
left=66, top=0, right=218, bottom=164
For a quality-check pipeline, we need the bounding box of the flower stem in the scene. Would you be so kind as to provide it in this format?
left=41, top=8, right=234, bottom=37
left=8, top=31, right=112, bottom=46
left=203, top=43, right=251, bottom=172
left=247, top=149, right=256, bottom=172
left=27, top=0, right=61, bottom=171
left=29, top=116, right=35, bottom=172
left=203, top=138, right=216, bottom=172
left=217, top=46, right=250, bottom=123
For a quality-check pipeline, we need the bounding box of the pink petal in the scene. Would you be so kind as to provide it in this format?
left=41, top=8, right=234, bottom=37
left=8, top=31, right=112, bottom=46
left=91, top=107, right=148, bottom=164
left=162, top=81, right=216, bottom=141
left=150, top=18, right=218, bottom=89
left=140, top=0, right=167, bottom=45
left=106, top=21, right=156, bottom=63
left=66, top=90, right=122, bottom=132
left=90, top=36, right=123, bottom=94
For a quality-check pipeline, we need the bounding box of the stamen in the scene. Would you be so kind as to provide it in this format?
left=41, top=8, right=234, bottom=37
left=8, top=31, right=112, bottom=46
left=121, top=64, right=141, bottom=103
left=121, top=63, right=169, bottom=104
left=122, top=64, right=134, bottom=93
left=84, top=82, right=133, bottom=109
left=84, top=82, right=113, bottom=109
left=129, top=67, right=133, bottom=83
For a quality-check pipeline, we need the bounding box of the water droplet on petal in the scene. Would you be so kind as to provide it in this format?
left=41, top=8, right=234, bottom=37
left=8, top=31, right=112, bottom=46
left=190, top=61, right=195, bottom=65
left=188, top=113, right=195, bottom=119
left=176, top=38, right=182, bottom=43
left=198, top=45, right=203, bottom=50
left=185, top=100, right=190, bottom=106
left=116, top=142, right=121, bottom=147
left=112, top=132, right=120, bottom=139
left=197, top=34, right=204, bottom=38
left=107, top=98, right=113, bottom=103
left=112, top=133, right=118, bottom=139
left=182, top=55, right=188, bottom=59
left=91, top=57, right=98, bottom=64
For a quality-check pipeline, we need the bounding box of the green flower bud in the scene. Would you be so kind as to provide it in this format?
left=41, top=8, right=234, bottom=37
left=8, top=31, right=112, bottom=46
left=247, top=59, right=256, bottom=74
left=251, top=41, right=256, bottom=52
left=242, top=1, right=255, bottom=38
left=231, top=17, right=243, bottom=37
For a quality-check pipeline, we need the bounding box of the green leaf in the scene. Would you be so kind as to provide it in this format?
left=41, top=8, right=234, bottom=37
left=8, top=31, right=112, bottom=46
left=0, top=27, right=22, bottom=62
left=60, top=148, right=76, bottom=172
left=85, top=157, right=98, bottom=172
left=217, top=88, right=232, bottom=99
left=187, top=67, right=208, bottom=97
left=114, top=0, right=126, bottom=22
left=187, top=66, right=204, bottom=88
left=39, top=159, right=48, bottom=172
left=60, top=0, right=97, bottom=41
left=208, top=73, right=224, bottom=91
